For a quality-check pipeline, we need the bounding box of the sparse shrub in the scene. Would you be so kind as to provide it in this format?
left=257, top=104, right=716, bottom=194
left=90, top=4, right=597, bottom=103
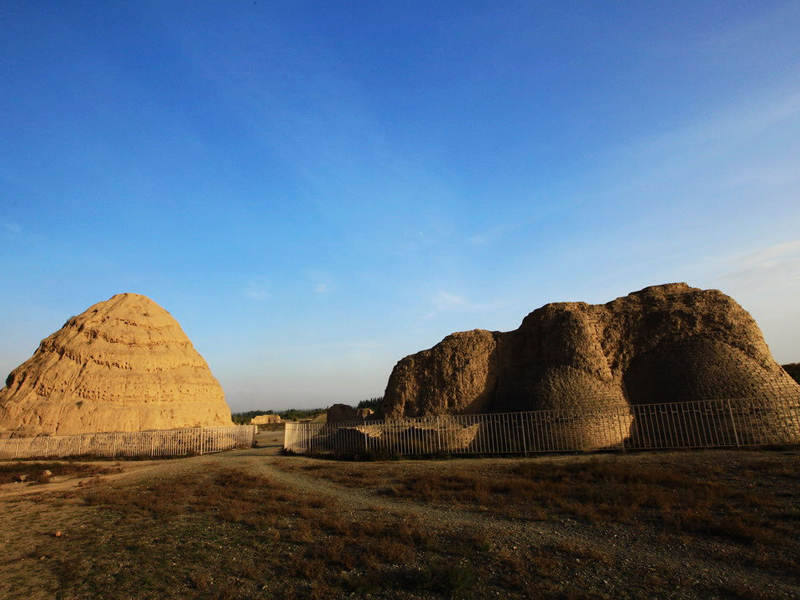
left=411, top=561, right=478, bottom=595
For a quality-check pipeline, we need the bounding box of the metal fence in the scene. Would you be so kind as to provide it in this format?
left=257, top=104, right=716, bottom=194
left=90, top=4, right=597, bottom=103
left=283, top=398, right=800, bottom=456
left=0, top=425, right=257, bottom=460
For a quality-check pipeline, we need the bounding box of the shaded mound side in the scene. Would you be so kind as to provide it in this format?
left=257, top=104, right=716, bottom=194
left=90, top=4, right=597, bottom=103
left=382, top=330, right=500, bottom=419
left=0, top=293, right=233, bottom=437
left=381, top=283, right=800, bottom=449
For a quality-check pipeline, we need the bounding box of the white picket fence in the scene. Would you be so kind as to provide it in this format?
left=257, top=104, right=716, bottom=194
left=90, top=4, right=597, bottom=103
left=0, top=425, right=257, bottom=459
left=284, top=398, right=800, bottom=456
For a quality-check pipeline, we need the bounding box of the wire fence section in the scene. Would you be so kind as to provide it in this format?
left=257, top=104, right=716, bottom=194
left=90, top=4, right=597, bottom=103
left=0, top=425, right=257, bottom=460
left=284, top=398, right=800, bottom=456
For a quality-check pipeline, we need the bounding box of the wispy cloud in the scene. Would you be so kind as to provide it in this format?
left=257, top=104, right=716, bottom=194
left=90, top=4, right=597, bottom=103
left=717, top=239, right=800, bottom=288
left=304, top=269, right=332, bottom=295
left=433, top=291, right=470, bottom=311
left=2, top=222, right=22, bottom=235
left=246, top=290, right=270, bottom=301
left=244, top=278, right=271, bottom=301
left=279, top=340, right=382, bottom=354
left=425, top=290, right=511, bottom=319
left=468, top=223, right=518, bottom=246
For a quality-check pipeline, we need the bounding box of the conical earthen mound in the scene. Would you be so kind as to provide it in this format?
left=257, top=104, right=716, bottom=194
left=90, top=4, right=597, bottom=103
left=0, top=293, right=234, bottom=437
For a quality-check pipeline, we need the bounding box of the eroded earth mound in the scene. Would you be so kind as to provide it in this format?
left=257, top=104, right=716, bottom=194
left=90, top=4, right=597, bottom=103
left=382, top=283, right=800, bottom=447
left=0, top=293, right=234, bottom=437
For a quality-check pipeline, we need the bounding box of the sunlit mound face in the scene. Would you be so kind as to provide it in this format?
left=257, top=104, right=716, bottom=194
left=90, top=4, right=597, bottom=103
left=0, top=293, right=233, bottom=437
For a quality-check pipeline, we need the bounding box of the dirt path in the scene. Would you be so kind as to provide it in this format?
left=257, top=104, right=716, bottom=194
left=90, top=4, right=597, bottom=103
left=2, top=445, right=799, bottom=599
left=255, top=455, right=798, bottom=599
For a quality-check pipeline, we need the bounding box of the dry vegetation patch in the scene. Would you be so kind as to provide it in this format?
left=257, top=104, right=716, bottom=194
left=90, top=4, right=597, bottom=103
left=2, top=448, right=799, bottom=599
left=38, top=467, right=512, bottom=599
left=278, top=449, right=800, bottom=579
left=0, top=461, right=120, bottom=485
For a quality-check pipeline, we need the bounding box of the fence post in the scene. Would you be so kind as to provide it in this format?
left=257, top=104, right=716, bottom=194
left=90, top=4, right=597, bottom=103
left=727, top=399, right=740, bottom=448
left=520, top=413, right=528, bottom=457
left=112, top=432, right=118, bottom=457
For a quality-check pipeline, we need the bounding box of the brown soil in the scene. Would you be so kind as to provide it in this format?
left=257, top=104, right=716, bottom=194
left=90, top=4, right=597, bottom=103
left=1, top=440, right=798, bottom=599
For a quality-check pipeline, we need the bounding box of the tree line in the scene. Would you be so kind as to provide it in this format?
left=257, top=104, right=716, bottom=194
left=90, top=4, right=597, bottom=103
left=231, top=397, right=384, bottom=424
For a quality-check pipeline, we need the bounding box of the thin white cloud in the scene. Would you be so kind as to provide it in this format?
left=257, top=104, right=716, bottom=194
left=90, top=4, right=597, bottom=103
left=468, top=223, right=516, bottom=247
left=426, top=290, right=511, bottom=319
left=244, top=278, right=271, bottom=301
left=717, top=239, right=800, bottom=288
left=246, top=290, right=271, bottom=301
left=434, top=291, right=470, bottom=311
left=315, top=283, right=329, bottom=294
left=278, top=340, right=382, bottom=354
left=627, top=86, right=800, bottom=169
left=2, top=222, right=22, bottom=235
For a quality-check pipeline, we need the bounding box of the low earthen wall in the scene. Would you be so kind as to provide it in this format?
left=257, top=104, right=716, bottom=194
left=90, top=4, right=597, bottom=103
left=0, top=425, right=256, bottom=459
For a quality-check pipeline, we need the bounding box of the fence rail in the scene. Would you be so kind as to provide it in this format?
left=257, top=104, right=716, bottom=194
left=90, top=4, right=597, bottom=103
left=0, top=425, right=257, bottom=460
left=284, top=398, right=800, bottom=456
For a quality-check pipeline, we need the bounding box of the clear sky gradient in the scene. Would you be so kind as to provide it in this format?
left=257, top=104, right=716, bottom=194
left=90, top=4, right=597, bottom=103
left=2, top=1, right=799, bottom=411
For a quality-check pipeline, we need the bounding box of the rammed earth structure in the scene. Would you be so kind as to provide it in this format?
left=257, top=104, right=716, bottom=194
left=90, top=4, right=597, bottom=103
left=0, top=293, right=233, bottom=437
left=381, top=283, right=800, bottom=449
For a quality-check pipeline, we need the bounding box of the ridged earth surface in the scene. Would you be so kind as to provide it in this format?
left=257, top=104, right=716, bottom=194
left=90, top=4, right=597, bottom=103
left=0, top=293, right=234, bottom=437
left=381, top=284, right=800, bottom=447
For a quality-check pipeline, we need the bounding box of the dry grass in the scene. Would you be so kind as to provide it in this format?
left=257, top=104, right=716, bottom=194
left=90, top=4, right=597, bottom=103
left=0, top=461, right=119, bottom=485
left=4, top=448, right=800, bottom=599
left=280, top=449, right=800, bottom=581
left=37, top=467, right=501, bottom=599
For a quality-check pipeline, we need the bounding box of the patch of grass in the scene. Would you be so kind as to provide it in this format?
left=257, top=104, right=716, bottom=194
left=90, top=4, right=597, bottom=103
left=276, top=450, right=800, bottom=588
left=290, top=453, right=800, bottom=550
left=7, top=450, right=800, bottom=599
left=32, top=467, right=502, bottom=599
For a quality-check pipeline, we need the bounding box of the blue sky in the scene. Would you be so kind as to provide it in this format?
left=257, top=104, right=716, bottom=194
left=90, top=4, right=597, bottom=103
left=2, top=1, right=799, bottom=411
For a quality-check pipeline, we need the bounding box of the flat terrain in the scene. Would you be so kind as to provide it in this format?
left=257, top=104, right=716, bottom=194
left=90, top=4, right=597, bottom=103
left=1, top=431, right=798, bottom=599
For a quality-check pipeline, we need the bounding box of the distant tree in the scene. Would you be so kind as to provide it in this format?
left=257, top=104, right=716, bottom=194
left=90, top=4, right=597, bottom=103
left=783, top=363, right=800, bottom=385
left=357, top=397, right=383, bottom=411
left=277, top=408, right=326, bottom=422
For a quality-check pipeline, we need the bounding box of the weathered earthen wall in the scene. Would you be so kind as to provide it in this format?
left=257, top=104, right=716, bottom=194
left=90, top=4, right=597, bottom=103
left=381, top=284, right=800, bottom=449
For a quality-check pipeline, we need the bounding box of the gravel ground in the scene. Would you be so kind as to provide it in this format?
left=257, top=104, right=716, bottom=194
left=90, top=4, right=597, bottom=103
left=1, top=442, right=799, bottom=599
